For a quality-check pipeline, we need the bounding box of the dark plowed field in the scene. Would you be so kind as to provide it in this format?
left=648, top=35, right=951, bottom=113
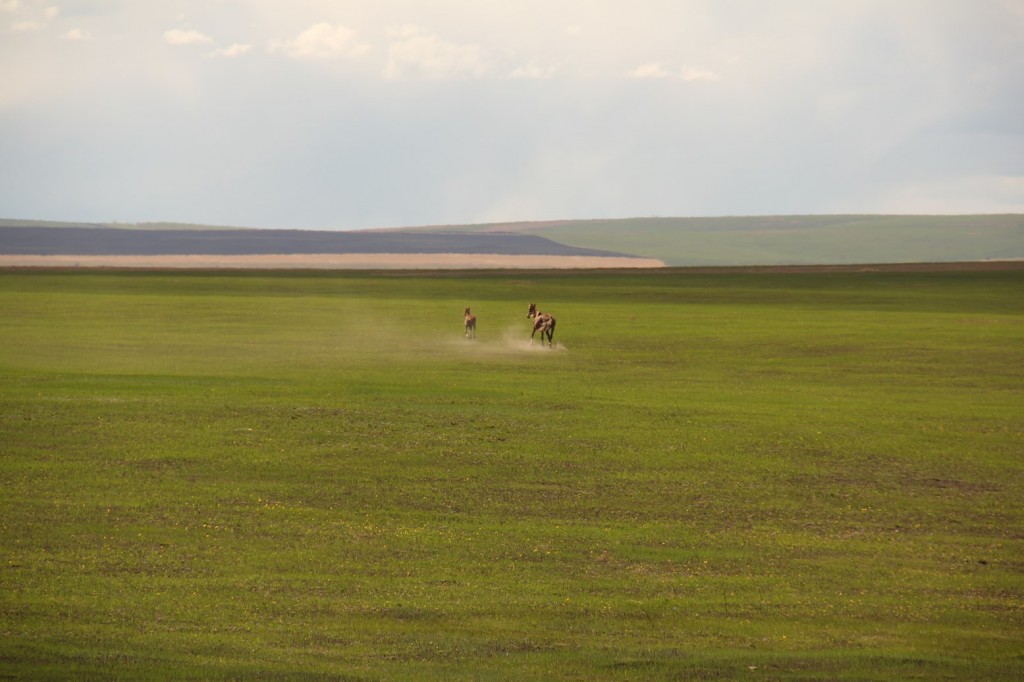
left=0, top=227, right=630, bottom=258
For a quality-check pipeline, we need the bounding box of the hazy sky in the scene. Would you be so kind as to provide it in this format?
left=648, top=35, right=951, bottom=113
left=2, top=1, right=1023, bottom=229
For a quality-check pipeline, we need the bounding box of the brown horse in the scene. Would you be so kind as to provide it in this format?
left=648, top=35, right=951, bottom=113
left=527, top=303, right=556, bottom=347
left=464, top=306, right=477, bottom=339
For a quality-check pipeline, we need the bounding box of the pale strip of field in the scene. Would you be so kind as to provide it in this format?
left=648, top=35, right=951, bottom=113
left=0, top=253, right=666, bottom=270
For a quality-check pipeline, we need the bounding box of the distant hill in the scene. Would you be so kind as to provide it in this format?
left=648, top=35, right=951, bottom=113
left=0, top=225, right=627, bottom=258
left=399, top=215, right=1024, bottom=266
left=1, top=215, right=1022, bottom=267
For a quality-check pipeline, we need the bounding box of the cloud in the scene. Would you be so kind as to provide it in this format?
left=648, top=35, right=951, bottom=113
left=2, top=0, right=57, bottom=32
left=211, top=43, right=252, bottom=58
left=384, top=25, right=488, bottom=80
left=680, top=66, right=720, bottom=82
left=63, top=28, right=91, bottom=41
left=629, top=62, right=671, bottom=79
left=509, top=61, right=555, bottom=79
left=271, top=22, right=370, bottom=61
left=629, top=63, right=720, bottom=82
left=164, top=29, right=214, bottom=46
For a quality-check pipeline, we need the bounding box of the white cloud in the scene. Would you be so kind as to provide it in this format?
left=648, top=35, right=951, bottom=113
left=384, top=24, right=488, bottom=80
left=164, top=29, right=214, bottom=46
left=629, top=63, right=720, bottom=81
left=2, top=0, right=58, bottom=33
left=680, top=66, right=720, bottom=82
left=271, top=22, right=370, bottom=61
left=509, top=61, right=555, bottom=79
left=63, top=28, right=91, bottom=41
left=629, top=62, right=671, bottom=79
left=210, top=43, right=252, bottom=58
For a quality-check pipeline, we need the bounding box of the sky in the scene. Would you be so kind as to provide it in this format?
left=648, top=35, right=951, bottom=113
left=1, top=0, right=1023, bottom=230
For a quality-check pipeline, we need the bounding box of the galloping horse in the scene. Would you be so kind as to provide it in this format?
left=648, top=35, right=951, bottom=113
left=464, top=307, right=477, bottom=339
left=527, top=303, right=556, bottom=347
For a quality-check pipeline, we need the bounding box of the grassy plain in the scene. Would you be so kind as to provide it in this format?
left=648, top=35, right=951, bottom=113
left=1, top=267, right=1022, bottom=680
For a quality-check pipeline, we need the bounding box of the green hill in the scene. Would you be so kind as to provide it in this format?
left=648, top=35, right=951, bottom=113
left=442, top=215, right=1024, bottom=266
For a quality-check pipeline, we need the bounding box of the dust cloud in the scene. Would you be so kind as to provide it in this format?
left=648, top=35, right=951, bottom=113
left=445, top=325, right=567, bottom=355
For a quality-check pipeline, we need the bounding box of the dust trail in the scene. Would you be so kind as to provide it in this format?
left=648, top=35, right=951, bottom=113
left=497, top=325, right=567, bottom=352
left=445, top=325, right=567, bottom=356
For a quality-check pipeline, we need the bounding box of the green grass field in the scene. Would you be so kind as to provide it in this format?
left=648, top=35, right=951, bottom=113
left=1, top=268, right=1022, bottom=680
